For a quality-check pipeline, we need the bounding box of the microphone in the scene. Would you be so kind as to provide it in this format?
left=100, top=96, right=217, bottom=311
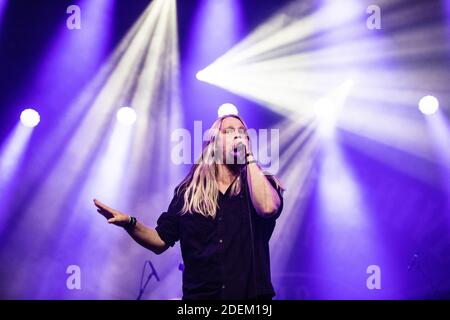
left=233, top=135, right=247, bottom=152
left=232, top=142, right=247, bottom=165
left=234, top=142, right=246, bottom=152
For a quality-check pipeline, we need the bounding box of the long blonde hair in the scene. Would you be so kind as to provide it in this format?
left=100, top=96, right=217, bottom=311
left=177, top=115, right=282, bottom=218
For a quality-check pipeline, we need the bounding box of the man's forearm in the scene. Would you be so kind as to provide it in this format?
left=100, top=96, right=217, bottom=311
left=126, top=222, right=168, bottom=255
left=246, top=161, right=281, bottom=217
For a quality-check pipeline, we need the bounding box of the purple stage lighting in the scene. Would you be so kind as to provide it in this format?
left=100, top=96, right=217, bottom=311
left=196, top=70, right=206, bottom=81
left=218, top=103, right=238, bottom=118
left=20, top=109, right=41, bottom=128
left=0, top=0, right=7, bottom=23
left=418, top=95, right=439, bottom=115
left=116, top=107, right=137, bottom=126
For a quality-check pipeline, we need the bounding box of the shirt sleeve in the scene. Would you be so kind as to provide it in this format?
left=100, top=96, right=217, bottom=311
left=155, top=190, right=183, bottom=247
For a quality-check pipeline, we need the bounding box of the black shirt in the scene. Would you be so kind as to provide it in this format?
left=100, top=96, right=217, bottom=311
left=155, top=175, right=283, bottom=300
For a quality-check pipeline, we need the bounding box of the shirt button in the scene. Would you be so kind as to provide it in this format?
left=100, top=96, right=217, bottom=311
left=222, top=285, right=226, bottom=289
left=219, top=239, right=223, bottom=244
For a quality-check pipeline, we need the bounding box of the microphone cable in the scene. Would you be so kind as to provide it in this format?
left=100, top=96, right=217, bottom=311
left=240, top=163, right=259, bottom=300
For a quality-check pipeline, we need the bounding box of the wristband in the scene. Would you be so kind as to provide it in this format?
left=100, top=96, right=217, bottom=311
left=125, top=216, right=137, bottom=231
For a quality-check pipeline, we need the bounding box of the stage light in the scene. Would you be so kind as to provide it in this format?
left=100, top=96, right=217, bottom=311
left=315, top=79, right=354, bottom=137
left=20, top=109, right=41, bottom=128
left=196, top=70, right=206, bottom=81
left=195, top=0, right=449, bottom=167
left=0, top=0, right=184, bottom=300
left=116, top=107, right=137, bottom=125
left=218, top=103, right=239, bottom=117
left=418, top=95, right=439, bottom=115
left=314, top=98, right=333, bottom=117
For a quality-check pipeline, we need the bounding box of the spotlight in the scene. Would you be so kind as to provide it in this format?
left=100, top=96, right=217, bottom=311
left=196, top=70, right=207, bottom=81
left=20, top=109, right=41, bottom=128
left=418, top=95, right=439, bottom=115
left=218, top=103, right=239, bottom=118
left=314, top=98, right=334, bottom=117
left=116, top=107, right=137, bottom=125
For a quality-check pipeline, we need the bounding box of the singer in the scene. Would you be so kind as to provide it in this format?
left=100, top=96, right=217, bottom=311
left=93, top=115, right=284, bottom=300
